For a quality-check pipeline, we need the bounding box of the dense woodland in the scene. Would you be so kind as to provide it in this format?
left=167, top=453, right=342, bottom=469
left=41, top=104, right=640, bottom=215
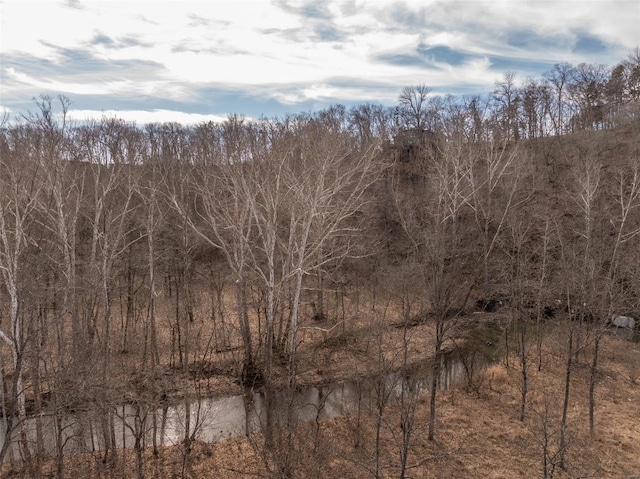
left=1, top=50, right=639, bottom=478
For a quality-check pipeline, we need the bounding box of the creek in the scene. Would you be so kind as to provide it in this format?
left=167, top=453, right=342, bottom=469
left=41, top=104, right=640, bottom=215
left=0, top=330, right=500, bottom=461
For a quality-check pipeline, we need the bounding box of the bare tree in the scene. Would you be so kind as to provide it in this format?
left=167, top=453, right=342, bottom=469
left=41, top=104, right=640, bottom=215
left=568, top=63, right=611, bottom=131
left=466, top=135, right=527, bottom=301
left=586, top=153, right=640, bottom=435
left=133, top=165, right=165, bottom=370
left=543, top=62, right=574, bottom=136
left=521, top=76, right=553, bottom=139
left=0, top=141, right=42, bottom=465
left=391, top=119, right=474, bottom=441
left=169, top=119, right=258, bottom=384
left=348, top=103, right=393, bottom=149
left=74, top=132, right=141, bottom=463
left=502, top=211, right=537, bottom=421
left=493, top=71, right=521, bottom=141
left=397, top=85, right=431, bottom=132
left=281, top=119, right=380, bottom=384
left=28, top=95, right=85, bottom=478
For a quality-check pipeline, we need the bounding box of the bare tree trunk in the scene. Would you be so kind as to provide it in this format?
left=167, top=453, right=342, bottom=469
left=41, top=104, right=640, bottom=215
left=236, top=277, right=255, bottom=384
left=589, top=335, right=600, bottom=435
left=123, top=251, right=135, bottom=353
left=148, top=216, right=159, bottom=368
left=559, top=326, right=573, bottom=470
left=288, top=267, right=305, bottom=386
left=398, top=299, right=418, bottom=478
left=54, top=408, right=65, bottom=479
left=31, top=331, right=44, bottom=479
left=101, top=256, right=113, bottom=381
left=316, top=269, right=325, bottom=321
left=519, top=320, right=528, bottom=421
left=427, top=338, right=442, bottom=441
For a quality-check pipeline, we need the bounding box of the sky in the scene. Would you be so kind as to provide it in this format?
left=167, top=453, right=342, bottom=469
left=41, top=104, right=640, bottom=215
left=1, top=0, right=639, bottom=125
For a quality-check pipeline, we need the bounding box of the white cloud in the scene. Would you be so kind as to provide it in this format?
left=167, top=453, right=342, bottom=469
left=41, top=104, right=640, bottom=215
left=2, top=0, right=638, bottom=122
left=4, top=66, right=192, bottom=101
left=65, top=108, right=228, bottom=125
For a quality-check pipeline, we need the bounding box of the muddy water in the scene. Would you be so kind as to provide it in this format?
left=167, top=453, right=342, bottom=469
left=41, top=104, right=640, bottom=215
left=0, top=348, right=491, bottom=460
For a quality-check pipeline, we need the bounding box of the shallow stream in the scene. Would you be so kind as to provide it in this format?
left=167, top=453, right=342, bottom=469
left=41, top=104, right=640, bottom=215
left=0, top=330, right=499, bottom=460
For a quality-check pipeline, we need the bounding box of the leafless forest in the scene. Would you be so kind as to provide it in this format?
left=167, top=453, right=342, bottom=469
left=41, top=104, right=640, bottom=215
left=1, top=52, right=640, bottom=478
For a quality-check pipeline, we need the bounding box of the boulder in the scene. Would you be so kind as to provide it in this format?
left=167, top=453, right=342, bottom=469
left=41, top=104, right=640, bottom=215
left=610, top=315, right=636, bottom=329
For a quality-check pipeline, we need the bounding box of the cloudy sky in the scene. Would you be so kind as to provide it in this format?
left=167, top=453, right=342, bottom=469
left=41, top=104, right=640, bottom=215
left=1, top=0, right=638, bottom=124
